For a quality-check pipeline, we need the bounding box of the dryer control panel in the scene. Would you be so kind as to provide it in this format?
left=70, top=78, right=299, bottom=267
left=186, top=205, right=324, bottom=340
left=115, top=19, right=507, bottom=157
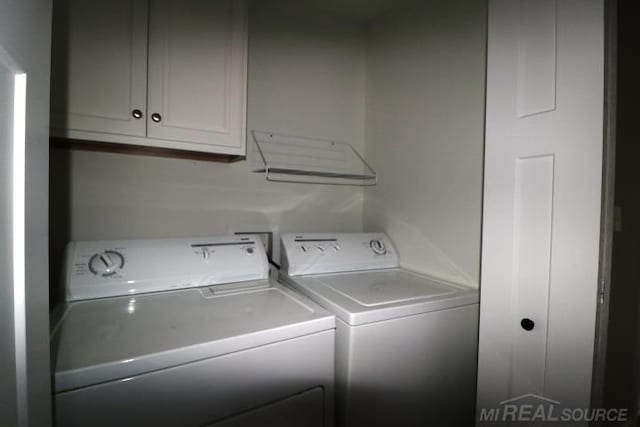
left=281, top=233, right=399, bottom=276
left=64, top=235, right=269, bottom=301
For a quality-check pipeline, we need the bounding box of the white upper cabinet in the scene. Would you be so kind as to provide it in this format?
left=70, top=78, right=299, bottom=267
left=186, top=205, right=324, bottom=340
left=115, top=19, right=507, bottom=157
left=50, top=0, right=149, bottom=137
left=147, top=0, right=247, bottom=152
left=50, top=0, right=248, bottom=157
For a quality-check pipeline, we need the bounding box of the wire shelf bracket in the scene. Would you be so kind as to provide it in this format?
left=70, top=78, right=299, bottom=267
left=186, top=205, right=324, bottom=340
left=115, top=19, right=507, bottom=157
left=251, top=130, right=377, bottom=186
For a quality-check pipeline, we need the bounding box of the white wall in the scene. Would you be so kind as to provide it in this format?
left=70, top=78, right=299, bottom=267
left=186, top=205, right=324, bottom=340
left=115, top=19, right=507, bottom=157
left=49, top=2, right=369, bottom=299
left=363, top=0, right=487, bottom=286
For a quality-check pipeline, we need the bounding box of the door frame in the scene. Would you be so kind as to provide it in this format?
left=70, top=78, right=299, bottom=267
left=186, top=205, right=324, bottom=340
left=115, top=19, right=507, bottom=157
left=0, top=0, right=53, bottom=425
left=590, top=0, right=618, bottom=417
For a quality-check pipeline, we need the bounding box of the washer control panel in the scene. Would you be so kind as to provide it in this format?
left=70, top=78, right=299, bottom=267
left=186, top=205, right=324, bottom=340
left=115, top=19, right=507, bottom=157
left=281, top=232, right=399, bottom=276
left=64, top=236, right=269, bottom=301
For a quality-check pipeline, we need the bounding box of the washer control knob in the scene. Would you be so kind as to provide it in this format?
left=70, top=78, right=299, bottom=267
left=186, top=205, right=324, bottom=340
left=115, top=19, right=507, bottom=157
left=246, top=247, right=254, bottom=255
left=89, top=250, right=125, bottom=276
left=369, top=239, right=387, bottom=255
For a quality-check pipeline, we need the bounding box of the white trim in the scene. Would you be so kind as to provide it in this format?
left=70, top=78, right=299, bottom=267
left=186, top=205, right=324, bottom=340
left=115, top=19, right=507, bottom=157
left=12, top=72, right=28, bottom=427
left=50, top=128, right=246, bottom=156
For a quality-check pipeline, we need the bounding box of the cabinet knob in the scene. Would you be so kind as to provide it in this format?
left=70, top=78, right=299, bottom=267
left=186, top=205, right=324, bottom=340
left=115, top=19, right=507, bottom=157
left=151, top=113, right=162, bottom=123
left=521, top=318, right=535, bottom=331
left=132, top=109, right=143, bottom=119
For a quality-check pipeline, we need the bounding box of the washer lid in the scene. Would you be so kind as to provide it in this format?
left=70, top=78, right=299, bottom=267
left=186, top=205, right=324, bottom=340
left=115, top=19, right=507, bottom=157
left=321, top=270, right=456, bottom=306
left=51, top=281, right=334, bottom=393
left=284, top=269, right=478, bottom=326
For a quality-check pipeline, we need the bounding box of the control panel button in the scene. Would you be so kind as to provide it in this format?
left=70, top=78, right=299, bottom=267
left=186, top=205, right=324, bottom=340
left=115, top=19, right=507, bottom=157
left=369, top=239, right=387, bottom=255
left=88, top=250, right=125, bottom=276
left=246, top=247, right=254, bottom=255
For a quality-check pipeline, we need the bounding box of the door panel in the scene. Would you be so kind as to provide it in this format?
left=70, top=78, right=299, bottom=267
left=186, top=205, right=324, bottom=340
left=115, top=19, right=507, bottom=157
left=147, top=0, right=247, bottom=152
left=509, top=155, right=554, bottom=397
left=50, top=0, right=148, bottom=137
left=477, top=0, right=604, bottom=421
left=516, top=0, right=557, bottom=117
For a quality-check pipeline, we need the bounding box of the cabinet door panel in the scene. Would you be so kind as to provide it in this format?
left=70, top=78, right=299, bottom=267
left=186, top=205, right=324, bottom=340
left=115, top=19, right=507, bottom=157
left=50, top=0, right=148, bottom=137
left=147, top=0, right=247, bottom=153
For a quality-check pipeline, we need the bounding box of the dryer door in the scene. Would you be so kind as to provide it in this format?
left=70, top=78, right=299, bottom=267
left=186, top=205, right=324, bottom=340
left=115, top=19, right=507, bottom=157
left=211, top=387, right=324, bottom=427
left=54, top=331, right=334, bottom=427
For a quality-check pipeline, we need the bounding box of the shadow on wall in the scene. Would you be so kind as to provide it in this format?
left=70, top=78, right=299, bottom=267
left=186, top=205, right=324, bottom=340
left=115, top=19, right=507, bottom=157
left=364, top=198, right=478, bottom=288
left=58, top=150, right=365, bottom=239
left=49, top=0, right=73, bottom=307
left=49, top=148, right=72, bottom=308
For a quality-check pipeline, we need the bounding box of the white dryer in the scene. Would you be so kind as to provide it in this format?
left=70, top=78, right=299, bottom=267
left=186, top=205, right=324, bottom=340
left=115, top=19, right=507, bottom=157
left=280, top=232, right=479, bottom=427
left=51, top=235, right=335, bottom=427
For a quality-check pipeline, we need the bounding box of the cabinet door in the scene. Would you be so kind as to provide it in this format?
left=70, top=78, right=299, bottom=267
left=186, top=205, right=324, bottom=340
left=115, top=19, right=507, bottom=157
left=147, top=0, right=248, bottom=155
left=50, top=0, right=148, bottom=137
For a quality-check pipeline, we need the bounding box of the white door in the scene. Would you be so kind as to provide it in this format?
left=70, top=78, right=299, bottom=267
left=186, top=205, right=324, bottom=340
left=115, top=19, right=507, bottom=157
left=477, top=0, right=604, bottom=421
left=147, top=0, right=247, bottom=154
left=50, top=0, right=148, bottom=137
left=0, top=0, right=52, bottom=426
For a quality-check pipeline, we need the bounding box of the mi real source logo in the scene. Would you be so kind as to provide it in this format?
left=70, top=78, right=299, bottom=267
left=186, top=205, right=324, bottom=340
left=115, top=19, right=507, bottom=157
left=480, top=394, right=628, bottom=423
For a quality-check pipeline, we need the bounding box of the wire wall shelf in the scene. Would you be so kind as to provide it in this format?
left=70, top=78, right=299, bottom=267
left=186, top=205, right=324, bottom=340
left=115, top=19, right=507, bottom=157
left=251, top=130, right=377, bottom=186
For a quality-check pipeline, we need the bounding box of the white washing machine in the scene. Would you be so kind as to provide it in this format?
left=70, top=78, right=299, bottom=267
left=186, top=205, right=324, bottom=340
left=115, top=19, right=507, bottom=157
left=280, top=232, right=479, bottom=427
left=51, top=235, right=335, bottom=427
